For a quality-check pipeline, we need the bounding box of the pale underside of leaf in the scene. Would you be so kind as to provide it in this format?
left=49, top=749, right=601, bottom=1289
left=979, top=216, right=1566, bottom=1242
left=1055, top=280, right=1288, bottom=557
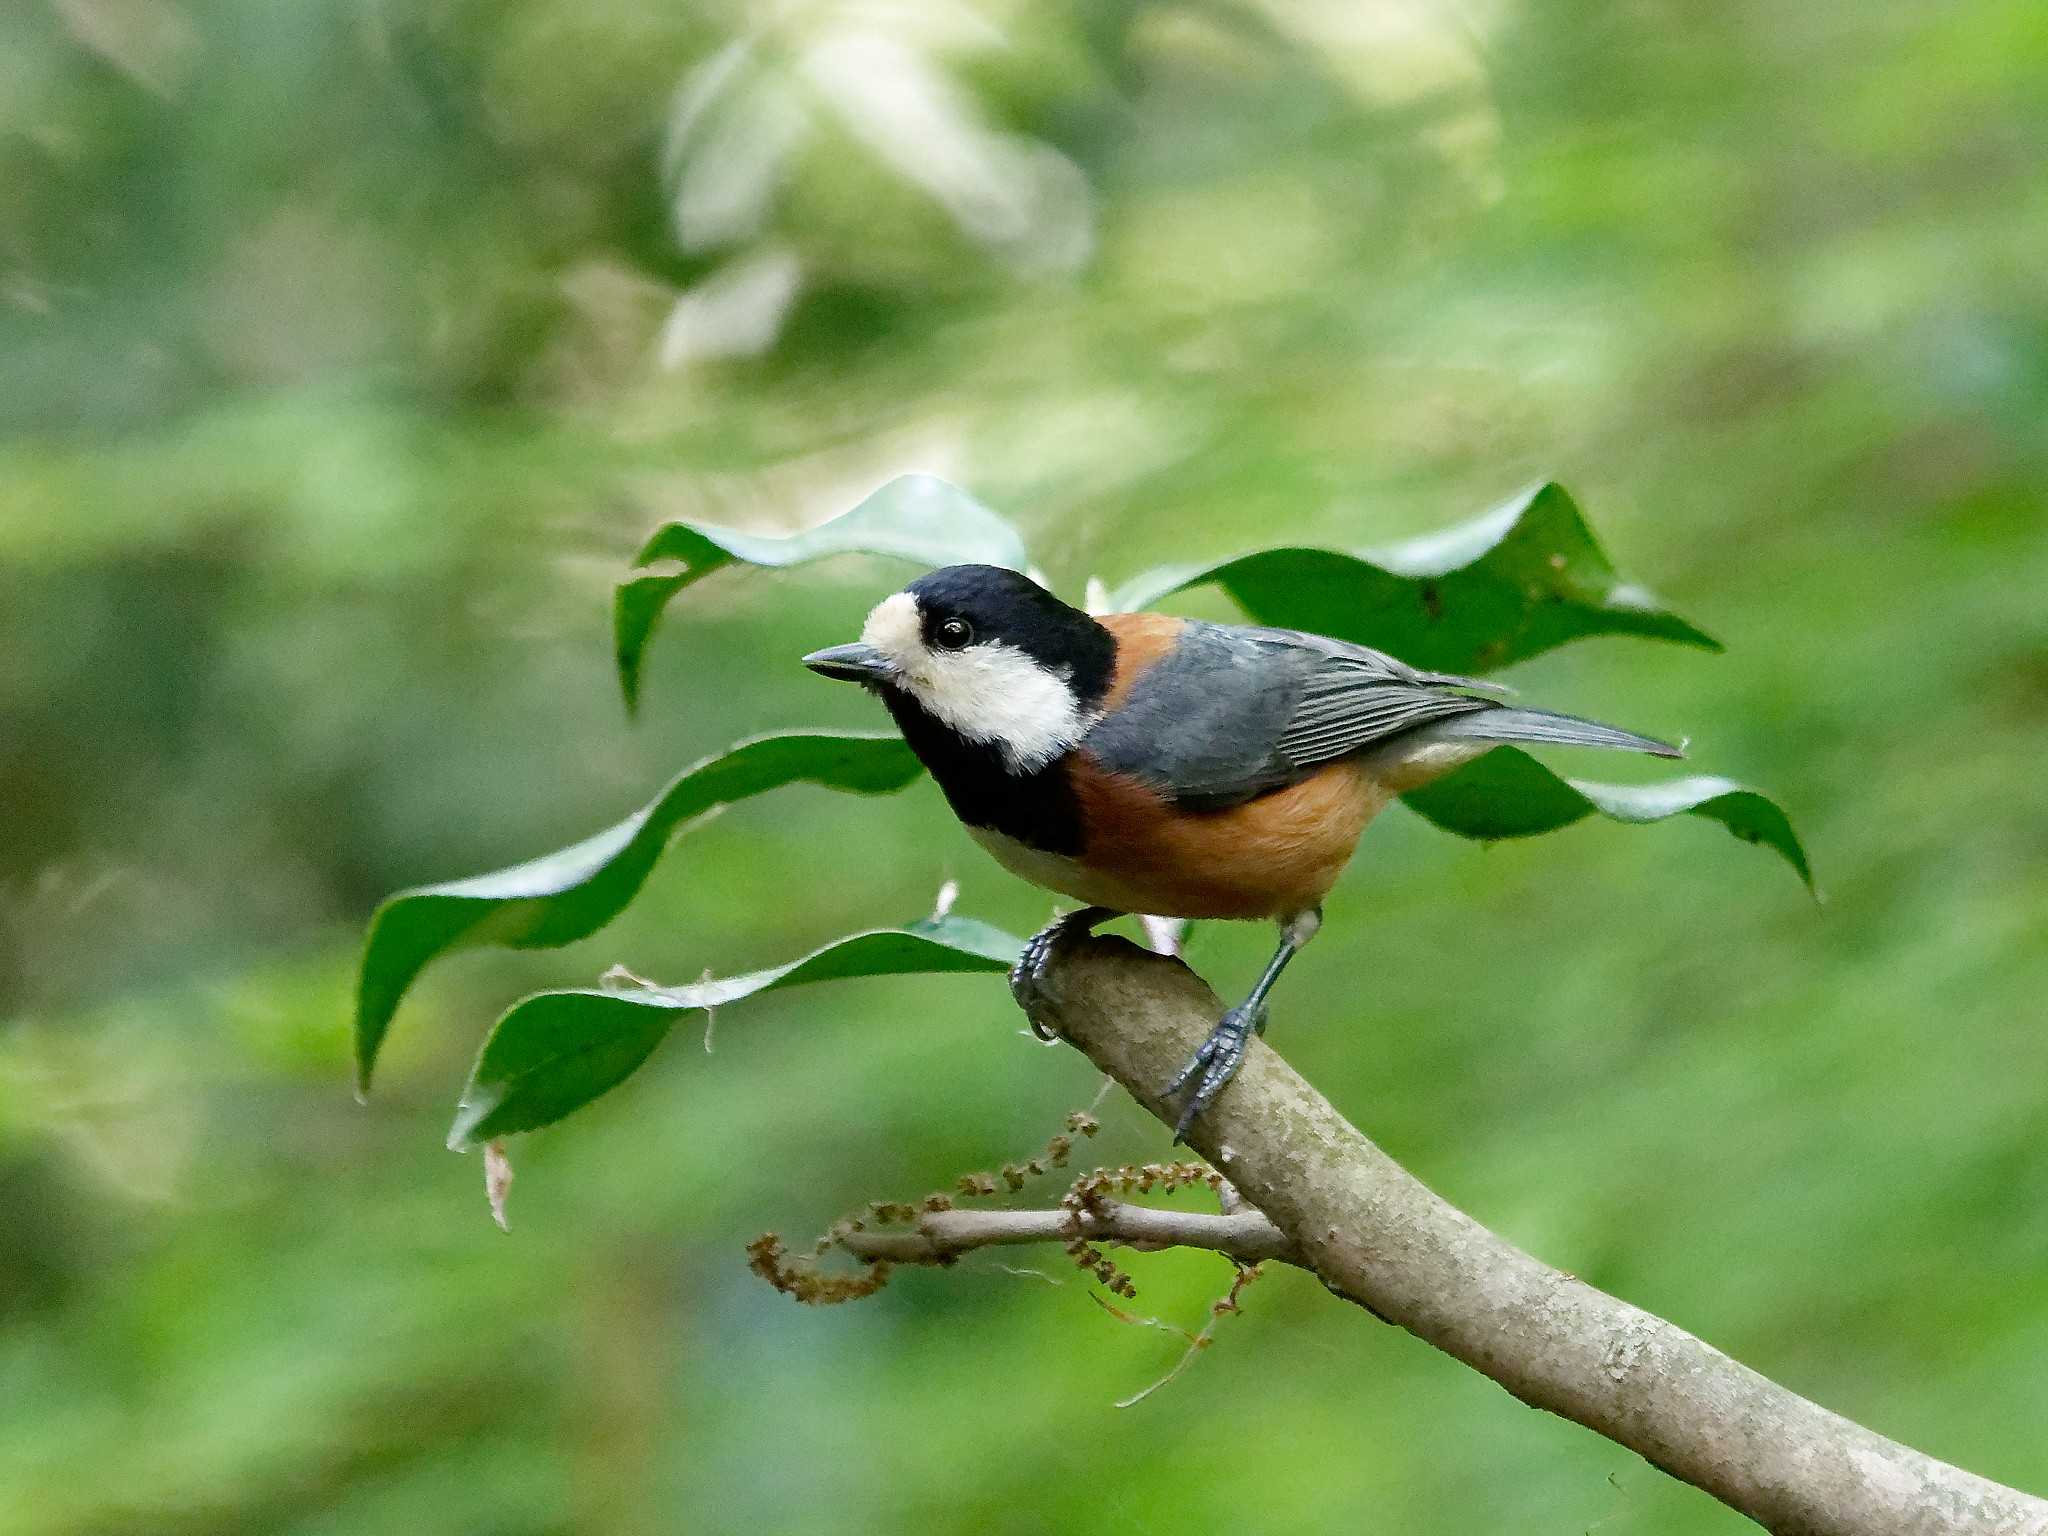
left=615, top=473, right=1030, bottom=711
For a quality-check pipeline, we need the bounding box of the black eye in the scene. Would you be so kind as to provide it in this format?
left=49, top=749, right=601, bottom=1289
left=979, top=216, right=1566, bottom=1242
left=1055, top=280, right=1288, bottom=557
left=933, top=617, right=974, bottom=650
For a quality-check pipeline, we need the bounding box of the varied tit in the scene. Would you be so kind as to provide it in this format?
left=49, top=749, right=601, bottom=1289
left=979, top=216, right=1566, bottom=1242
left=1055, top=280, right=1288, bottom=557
left=805, top=564, right=1681, bottom=1139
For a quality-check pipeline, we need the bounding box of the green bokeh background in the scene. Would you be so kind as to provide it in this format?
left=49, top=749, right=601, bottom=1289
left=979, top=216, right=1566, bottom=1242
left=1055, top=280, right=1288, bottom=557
left=4, top=2, right=2045, bottom=1531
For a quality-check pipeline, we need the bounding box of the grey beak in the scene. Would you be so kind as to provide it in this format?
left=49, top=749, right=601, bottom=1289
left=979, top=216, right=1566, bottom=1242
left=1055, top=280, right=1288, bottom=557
left=803, top=642, right=896, bottom=684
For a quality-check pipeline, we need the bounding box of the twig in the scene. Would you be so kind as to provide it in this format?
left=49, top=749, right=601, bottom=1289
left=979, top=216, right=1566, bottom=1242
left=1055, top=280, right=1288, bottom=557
left=751, top=1112, right=1108, bottom=1303
left=834, top=1201, right=1296, bottom=1267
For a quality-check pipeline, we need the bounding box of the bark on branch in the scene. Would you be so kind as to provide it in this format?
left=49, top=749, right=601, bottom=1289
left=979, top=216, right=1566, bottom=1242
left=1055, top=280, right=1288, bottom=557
left=1014, top=934, right=2048, bottom=1536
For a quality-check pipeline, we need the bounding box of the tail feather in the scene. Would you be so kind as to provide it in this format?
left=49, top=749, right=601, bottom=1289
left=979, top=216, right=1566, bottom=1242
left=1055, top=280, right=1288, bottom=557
left=1427, top=705, right=1684, bottom=758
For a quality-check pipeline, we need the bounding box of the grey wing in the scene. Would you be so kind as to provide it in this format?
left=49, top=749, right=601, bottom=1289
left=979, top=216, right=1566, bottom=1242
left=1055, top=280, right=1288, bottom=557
left=1276, top=656, right=1496, bottom=769
left=1231, top=625, right=1513, bottom=695
left=1082, top=623, right=1497, bottom=810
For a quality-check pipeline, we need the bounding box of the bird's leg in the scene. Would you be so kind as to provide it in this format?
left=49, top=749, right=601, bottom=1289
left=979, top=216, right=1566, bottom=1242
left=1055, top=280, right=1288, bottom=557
left=1010, top=906, right=1120, bottom=1039
left=1167, top=907, right=1322, bottom=1142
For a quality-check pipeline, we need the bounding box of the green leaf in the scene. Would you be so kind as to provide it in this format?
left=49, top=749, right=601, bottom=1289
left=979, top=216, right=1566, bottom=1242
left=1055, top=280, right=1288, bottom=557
left=446, top=917, right=1024, bottom=1147
left=355, top=730, right=923, bottom=1093
left=616, top=474, right=1032, bottom=711
left=1401, top=747, right=1814, bottom=892
left=1107, top=482, right=1719, bottom=676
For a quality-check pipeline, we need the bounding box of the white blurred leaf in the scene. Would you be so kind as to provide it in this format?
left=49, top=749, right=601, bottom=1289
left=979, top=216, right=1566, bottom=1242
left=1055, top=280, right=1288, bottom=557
left=665, top=43, right=812, bottom=253
left=484, top=1139, right=513, bottom=1232
left=657, top=248, right=804, bottom=369
left=799, top=29, right=1092, bottom=271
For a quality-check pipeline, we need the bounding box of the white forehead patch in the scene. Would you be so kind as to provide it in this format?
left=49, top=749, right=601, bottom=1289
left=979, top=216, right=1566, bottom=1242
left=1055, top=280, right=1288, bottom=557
left=860, top=591, right=1094, bottom=774
left=860, top=592, right=923, bottom=659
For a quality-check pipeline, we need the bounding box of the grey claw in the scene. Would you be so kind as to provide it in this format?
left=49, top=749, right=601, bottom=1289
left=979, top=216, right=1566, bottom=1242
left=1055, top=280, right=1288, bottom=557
left=1166, top=1003, right=1265, bottom=1143
left=1164, top=1031, right=1216, bottom=1099
left=1011, top=913, right=1094, bottom=1039
left=1007, top=936, right=1048, bottom=1003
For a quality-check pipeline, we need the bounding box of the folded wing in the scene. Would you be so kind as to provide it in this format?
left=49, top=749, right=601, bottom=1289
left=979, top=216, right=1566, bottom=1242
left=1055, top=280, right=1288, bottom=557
left=1081, top=623, right=1497, bottom=810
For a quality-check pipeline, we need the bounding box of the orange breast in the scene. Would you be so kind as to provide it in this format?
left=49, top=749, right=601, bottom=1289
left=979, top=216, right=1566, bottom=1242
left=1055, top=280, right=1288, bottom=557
left=1065, top=755, right=1389, bottom=920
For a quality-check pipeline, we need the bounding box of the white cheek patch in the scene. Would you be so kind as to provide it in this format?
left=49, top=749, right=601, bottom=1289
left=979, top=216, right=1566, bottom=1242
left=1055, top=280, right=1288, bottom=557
left=914, top=642, right=1094, bottom=773
left=859, top=593, right=1091, bottom=773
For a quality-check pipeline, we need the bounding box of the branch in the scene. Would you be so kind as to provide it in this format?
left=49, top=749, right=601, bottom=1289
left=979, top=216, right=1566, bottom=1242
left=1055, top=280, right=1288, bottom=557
left=836, top=1200, right=1296, bottom=1267
left=1020, top=934, right=2048, bottom=1536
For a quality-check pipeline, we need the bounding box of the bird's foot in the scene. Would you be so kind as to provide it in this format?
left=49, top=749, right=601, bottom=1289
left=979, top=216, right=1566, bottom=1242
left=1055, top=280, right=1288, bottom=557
left=1009, top=908, right=1109, bottom=1040
left=1165, top=1002, right=1267, bottom=1143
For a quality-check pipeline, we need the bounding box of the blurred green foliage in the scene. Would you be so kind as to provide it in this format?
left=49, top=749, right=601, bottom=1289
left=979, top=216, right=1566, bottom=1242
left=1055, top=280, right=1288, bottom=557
left=3, top=1, right=2046, bottom=1532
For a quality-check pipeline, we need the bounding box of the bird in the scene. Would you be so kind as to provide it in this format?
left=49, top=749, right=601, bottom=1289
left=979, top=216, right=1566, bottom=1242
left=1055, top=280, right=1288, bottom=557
left=803, top=563, right=1681, bottom=1140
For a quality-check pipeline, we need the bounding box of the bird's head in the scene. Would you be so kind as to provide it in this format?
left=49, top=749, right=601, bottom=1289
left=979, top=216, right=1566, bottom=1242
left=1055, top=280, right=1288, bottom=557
left=804, top=564, right=1114, bottom=774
